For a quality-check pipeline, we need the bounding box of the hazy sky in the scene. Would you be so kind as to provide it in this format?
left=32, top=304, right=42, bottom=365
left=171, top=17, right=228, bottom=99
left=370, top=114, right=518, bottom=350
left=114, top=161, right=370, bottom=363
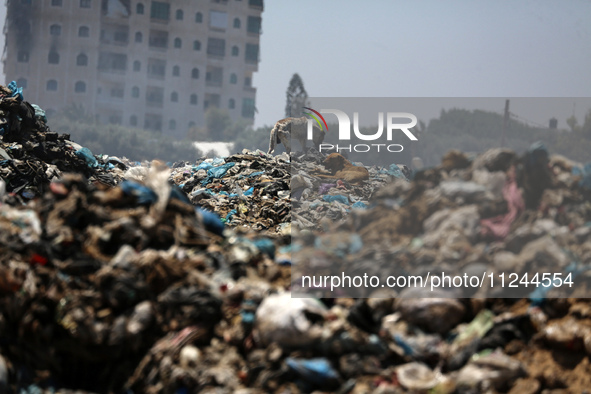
left=0, top=1, right=589, bottom=129
left=254, top=0, right=591, bottom=128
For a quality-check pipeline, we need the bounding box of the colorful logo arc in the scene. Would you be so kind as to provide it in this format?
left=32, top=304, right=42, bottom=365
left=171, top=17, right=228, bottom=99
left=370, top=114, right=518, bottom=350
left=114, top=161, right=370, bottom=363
left=303, top=107, right=329, bottom=132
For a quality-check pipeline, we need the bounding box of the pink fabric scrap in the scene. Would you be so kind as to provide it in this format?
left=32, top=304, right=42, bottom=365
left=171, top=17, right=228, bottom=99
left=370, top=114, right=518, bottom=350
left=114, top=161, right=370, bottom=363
left=480, top=177, right=524, bottom=240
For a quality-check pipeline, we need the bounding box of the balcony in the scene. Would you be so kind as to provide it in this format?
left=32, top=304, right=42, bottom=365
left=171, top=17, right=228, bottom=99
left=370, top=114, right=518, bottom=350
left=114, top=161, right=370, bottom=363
left=248, top=0, right=263, bottom=11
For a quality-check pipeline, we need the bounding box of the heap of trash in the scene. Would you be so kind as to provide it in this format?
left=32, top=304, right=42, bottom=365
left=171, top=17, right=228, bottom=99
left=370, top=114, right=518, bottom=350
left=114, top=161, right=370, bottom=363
left=1, top=83, right=591, bottom=393
left=0, top=82, right=129, bottom=206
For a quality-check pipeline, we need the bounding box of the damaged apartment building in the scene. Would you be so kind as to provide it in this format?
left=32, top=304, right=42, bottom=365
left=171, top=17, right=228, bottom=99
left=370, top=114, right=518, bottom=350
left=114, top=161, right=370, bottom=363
left=3, top=0, right=263, bottom=139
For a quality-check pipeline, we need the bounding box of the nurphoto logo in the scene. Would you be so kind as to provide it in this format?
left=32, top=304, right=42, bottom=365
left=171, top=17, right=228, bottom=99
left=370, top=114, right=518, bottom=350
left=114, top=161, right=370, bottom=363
left=304, top=107, right=418, bottom=153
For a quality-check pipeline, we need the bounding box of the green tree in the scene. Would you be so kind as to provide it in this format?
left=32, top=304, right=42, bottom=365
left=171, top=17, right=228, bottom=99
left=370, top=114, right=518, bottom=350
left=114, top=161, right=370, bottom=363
left=49, top=113, right=201, bottom=162
left=205, top=108, right=232, bottom=140
left=285, top=73, right=309, bottom=118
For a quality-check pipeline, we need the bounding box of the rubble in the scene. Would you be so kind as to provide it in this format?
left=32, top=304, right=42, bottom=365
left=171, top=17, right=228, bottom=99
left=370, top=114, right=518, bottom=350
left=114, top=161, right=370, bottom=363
left=1, top=83, right=591, bottom=392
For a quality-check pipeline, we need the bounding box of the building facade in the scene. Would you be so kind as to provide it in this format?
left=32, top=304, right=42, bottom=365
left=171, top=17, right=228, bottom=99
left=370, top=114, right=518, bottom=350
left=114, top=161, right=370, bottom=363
left=3, top=0, right=263, bottom=139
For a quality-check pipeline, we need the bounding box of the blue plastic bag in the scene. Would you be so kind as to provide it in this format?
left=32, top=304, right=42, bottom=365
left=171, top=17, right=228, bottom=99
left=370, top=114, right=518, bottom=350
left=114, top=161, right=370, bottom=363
left=387, top=163, right=407, bottom=179
left=194, top=162, right=213, bottom=171
left=200, top=162, right=235, bottom=185
left=253, top=238, right=276, bottom=259
left=7, top=80, right=23, bottom=101
left=31, top=104, right=47, bottom=123
left=322, top=194, right=349, bottom=205
left=225, top=209, right=237, bottom=222
left=196, top=207, right=225, bottom=236
left=75, top=147, right=99, bottom=168
left=120, top=180, right=158, bottom=205
left=169, top=185, right=191, bottom=205
left=352, top=201, right=367, bottom=209
left=285, top=358, right=340, bottom=386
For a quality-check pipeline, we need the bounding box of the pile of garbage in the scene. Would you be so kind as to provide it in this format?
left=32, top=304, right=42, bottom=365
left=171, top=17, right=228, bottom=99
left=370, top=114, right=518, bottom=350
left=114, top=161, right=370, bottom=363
left=292, top=145, right=591, bottom=298
left=0, top=82, right=128, bottom=205
left=166, top=152, right=291, bottom=233
left=2, top=83, right=591, bottom=392
left=288, top=149, right=410, bottom=229
left=162, top=150, right=406, bottom=234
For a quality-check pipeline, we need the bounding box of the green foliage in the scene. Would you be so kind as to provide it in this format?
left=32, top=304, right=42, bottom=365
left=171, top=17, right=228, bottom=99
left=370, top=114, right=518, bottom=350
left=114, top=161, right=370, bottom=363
left=233, top=125, right=271, bottom=153
left=184, top=108, right=251, bottom=142
left=285, top=73, right=309, bottom=118
left=205, top=108, right=232, bottom=140
left=48, top=114, right=202, bottom=163
left=415, top=108, right=591, bottom=166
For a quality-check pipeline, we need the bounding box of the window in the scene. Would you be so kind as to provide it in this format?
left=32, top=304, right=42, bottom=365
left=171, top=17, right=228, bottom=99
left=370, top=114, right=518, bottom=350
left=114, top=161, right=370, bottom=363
left=169, top=119, right=176, bottom=130
left=109, top=115, right=122, bottom=125
left=16, top=78, right=27, bottom=89
left=136, top=3, right=144, bottom=14
left=130, top=115, right=137, bottom=126
left=98, top=52, right=127, bottom=72
left=51, top=0, right=62, bottom=6
left=242, top=98, right=255, bottom=118
left=50, top=24, right=61, bottom=36
left=191, top=68, right=199, bottom=79
left=80, top=0, right=91, bottom=8
left=171, top=92, right=178, bottom=102
left=46, top=80, right=58, bottom=91
left=230, top=73, right=237, bottom=84
left=76, top=53, right=88, bottom=66
left=147, top=58, right=166, bottom=79
left=229, top=98, right=235, bottom=109
left=176, top=9, right=183, bottom=20
left=132, top=86, right=140, bottom=98
left=135, top=32, right=142, bottom=43
left=190, top=94, right=198, bottom=105
left=245, top=44, right=259, bottom=63
left=144, top=114, right=162, bottom=131
left=204, top=93, right=220, bottom=110
left=231, top=46, right=239, bottom=56
left=17, top=51, right=29, bottom=63
left=110, top=87, right=124, bottom=98
left=195, top=12, right=202, bottom=23
left=174, top=37, right=182, bottom=48
left=172, top=65, right=180, bottom=76
left=149, top=30, right=168, bottom=48
left=248, top=0, right=263, bottom=7
left=75, top=81, right=86, bottom=93
left=244, top=76, right=251, bottom=87
left=101, top=26, right=129, bottom=45
left=146, top=86, right=164, bottom=108
left=48, top=51, right=60, bottom=64
left=247, top=16, right=261, bottom=34
left=78, top=26, right=90, bottom=37
left=209, top=11, right=228, bottom=29
left=193, top=40, right=201, bottom=51
left=115, top=31, right=128, bottom=43
left=150, top=2, right=170, bottom=20
left=206, top=66, right=223, bottom=86
left=133, top=60, right=141, bottom=71
left=233, top=18, right=240, bottom=28
left=207, top=38, right=225, bottom=57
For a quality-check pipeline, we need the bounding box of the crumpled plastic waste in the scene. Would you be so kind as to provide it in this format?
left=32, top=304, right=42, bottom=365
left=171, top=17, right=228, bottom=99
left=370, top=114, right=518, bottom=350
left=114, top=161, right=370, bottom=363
left=254, top=293, right=327, bottom=348
left=201, top=162, right=236, bottom=185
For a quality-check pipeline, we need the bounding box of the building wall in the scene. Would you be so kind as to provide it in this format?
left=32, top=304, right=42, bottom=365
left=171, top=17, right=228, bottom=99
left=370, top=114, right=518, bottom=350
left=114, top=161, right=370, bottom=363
left=3, top=0, right=262, bottom=139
